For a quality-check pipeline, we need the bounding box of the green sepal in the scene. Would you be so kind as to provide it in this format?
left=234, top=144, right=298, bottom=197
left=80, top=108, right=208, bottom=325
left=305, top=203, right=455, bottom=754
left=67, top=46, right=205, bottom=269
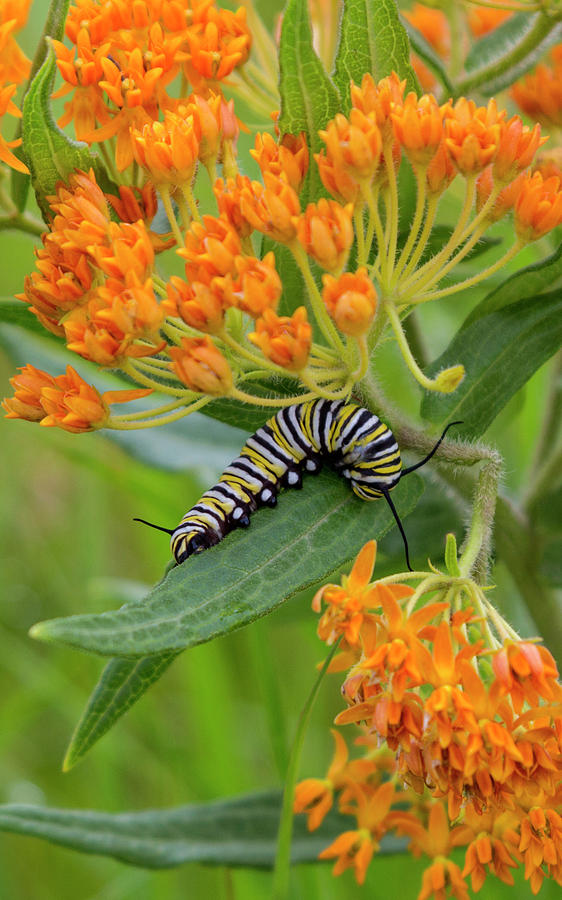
left=444, top=533, right=460, bottom=578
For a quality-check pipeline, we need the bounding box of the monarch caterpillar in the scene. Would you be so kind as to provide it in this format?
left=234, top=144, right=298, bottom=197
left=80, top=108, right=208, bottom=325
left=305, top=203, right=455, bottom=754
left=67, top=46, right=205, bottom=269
left=135, top=399, right=461, bottom=570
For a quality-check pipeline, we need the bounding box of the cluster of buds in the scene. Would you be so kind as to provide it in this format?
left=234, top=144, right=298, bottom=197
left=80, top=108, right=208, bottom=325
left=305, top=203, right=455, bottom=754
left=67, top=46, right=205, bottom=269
left=3, top=0, right=562, bottom=432
left=51, top=0, right=251, bottom=170
left=295, top=541, right=562, bottom=897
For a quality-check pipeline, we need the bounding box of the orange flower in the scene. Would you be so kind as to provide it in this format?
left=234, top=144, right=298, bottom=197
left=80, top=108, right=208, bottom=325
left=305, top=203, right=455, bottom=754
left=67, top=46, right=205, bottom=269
left=249, top=307, right=311, bottom=371
left=107, top=184, right=158, bottom=227
left=319, top=109, right=383, bottom=183
left=444, top=98, right=505, bottom=175
left=181, top=215, right=242, bottom=283
left=0, top=0, right=32, bottom=85
left=476, top=168, right=526, bottom=222
left=164, top=277, right=226, bottom=334
left=312, top=541, right=411, bottom=647
left=462, top=823, right=519, bottom=891
left=185, top=6, right=251, bottom=82
left=494, top=117, right=546, bottom=184
left=512, top=57, right=562, bottom=130
left=217, top=173, right=301, bottom=243
left=319, top=782, right=395, bottom=884
left=251, top=131, right=309, bottom=193
left=52, top=35, right=112, bottom=141
left=294, top=730, right=349, bottom=830
left=64, top=274, right=165, bottom=366
left=392, top=93, right=444, bottom=167
left=321, top=268, right=377, bottom=336
left=169, top=335, right=233, bottom=395
left=3, top=363, right=150, bottom=433
left=295, top=199, right=354, bottom=271
left=131, top=111, right=199, bottom=184
left=418, top=858, right=470, bottom=900
left=517, top=807, right=562, bottom=894
left=351, top=72, right=406, bottom=145
left=426, top=138, right=457, bottom=195
left=318, top=828, right=375, bottom=885
left=0, top=84, right=28, bottom=173
left=492, top=641, right=561, bottom=713
left=91, top=221, right=155, bottom=281
left=316, top=149, right=362, bottom=204
left=188, top=93, right=222, bottom=165
left=2, top=365, right=56, bottom=422
left=514, top=171, right=562, bottom=242
left=225, top=252, right=282, bottom=317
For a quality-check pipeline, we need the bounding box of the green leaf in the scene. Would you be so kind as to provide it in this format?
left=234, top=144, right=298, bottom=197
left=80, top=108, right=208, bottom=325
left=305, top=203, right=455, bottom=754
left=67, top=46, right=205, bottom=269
left=30, top=470, right=423, bottom=657
left=461, top=242, right=562, bottom=329
left=421, top=291, right=562, bottom=438
left=334, top=0, right=419, bottom=109
left=278, top=0, right=341, bottom=202
left=21, top=46, right=105, bottom=221
left=63, top=653, right=180, bottom=771
left=401, top=15, right=453, bottom=95
left=459, top=13, right=562, bottom=95
left=10, top=0, right=72, bottom=212
left=0, top=793, right=405, bottom=868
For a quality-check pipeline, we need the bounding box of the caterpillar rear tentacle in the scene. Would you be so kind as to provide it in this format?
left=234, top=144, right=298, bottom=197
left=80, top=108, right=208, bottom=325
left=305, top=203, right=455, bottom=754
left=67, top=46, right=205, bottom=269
left=134, top=400, right=461, bottom=571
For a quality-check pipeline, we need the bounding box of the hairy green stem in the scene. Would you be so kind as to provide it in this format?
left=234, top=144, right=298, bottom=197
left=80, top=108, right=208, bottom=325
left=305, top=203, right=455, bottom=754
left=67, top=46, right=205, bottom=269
left=455, top=12, right=562, bottom=96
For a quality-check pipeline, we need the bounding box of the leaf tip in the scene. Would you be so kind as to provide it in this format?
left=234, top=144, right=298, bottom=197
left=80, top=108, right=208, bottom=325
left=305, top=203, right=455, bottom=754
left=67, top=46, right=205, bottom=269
left=28, top=620, right=57, bottom=643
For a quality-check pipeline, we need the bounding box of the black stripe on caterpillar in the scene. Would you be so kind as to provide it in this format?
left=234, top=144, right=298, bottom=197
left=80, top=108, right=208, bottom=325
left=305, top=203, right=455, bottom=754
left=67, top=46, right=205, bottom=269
left=135, top=399, right=461, bottom=571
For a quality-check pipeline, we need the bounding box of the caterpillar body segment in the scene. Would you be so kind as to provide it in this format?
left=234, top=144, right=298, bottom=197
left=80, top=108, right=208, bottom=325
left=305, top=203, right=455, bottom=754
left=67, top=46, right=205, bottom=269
left=170, top=399, right=402, bottom=565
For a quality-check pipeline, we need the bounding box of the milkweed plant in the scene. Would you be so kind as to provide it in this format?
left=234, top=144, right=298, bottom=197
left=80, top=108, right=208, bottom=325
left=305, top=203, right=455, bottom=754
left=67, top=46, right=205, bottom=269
left=0, top=0, right=561, bottom=897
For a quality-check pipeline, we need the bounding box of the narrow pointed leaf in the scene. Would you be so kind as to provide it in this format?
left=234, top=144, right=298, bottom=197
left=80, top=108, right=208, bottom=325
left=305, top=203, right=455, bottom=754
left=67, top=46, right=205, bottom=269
left=0, top=793, right=405, bottom=868
left=63, top=653, right=180, bottom=771
left=334, top=0, right=419, bottom=109
left=278, top=0, right=341, bottom=202
left=461, top=241, right=562, bottom=328
left=421, top=292, right=562, bottom=437
left=30, top=471, right=423, bottom=657
left=21, top=46, right=107, bottom=220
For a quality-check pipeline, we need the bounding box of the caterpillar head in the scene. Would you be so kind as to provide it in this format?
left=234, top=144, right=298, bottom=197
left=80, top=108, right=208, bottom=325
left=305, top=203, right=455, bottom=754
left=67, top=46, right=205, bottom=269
left=172, top=529, right=218, bottom=564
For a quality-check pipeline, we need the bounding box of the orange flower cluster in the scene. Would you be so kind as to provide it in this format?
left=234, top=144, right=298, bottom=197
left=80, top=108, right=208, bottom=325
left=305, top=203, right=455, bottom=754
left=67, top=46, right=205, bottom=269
left=297, top=541, right=562, bottom=896
left=0, top=0, right=31, bottom=173
left=512, top=45, right=562, bottom=131
left=313, top=73, right=554, bottom=245
left=2, top=364, right=150, bottom=432
left=52, top=0, right=251, bottom=169
left=17, top=170, right=165, bottom=367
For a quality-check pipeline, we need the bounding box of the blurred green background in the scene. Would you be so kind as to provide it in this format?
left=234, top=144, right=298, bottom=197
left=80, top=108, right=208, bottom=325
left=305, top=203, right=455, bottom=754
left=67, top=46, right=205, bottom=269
left=0, top=1, right=560, bottom=898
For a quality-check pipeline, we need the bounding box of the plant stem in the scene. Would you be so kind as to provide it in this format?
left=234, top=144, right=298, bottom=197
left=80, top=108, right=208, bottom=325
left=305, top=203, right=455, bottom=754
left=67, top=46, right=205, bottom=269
left=272, top=641, right=340, bottom=900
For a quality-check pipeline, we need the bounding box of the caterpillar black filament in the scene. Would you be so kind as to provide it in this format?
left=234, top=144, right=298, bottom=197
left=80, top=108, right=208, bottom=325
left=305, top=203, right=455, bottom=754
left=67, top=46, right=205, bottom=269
left=135, top=400, right=461, bottom=571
